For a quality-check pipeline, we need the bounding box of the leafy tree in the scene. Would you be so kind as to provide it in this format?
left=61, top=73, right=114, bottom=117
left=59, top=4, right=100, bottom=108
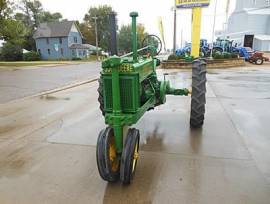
left=84, top=5, right=114, bottom=51
left=1, top=41, right=23, bottom=61
left=39, top=11, right=62, bottom=23
left=15, top=0, right=63, bottom=51
left=1, top=19, right=28, bottom=45
left=0, top=0, right=12, bottom=21
left=76, top=21, right=95, bottom=44
left=118, top=24, right=148, bottom=53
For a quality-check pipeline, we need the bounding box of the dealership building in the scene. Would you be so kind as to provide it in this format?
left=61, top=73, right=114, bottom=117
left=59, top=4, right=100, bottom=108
left=216, top=0, right=270, bottom=51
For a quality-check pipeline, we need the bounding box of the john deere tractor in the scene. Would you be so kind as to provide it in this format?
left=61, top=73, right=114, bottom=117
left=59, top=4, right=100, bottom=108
left=96, top=12, right=207, bottom=184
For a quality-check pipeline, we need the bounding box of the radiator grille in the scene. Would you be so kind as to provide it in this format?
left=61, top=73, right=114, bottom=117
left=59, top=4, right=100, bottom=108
left=103, top=75, right=139, bottom=113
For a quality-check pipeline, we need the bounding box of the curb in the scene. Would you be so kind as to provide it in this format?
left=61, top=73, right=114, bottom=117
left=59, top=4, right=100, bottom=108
left=1, top=76, right=99, bottom=106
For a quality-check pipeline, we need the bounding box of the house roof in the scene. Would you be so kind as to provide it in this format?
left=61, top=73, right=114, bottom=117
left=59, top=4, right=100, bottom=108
left=69, top=43, right=90, bottom=49
left=255, top=35, right=270, bottom=41
left=33, top=21, right=80, bottom=39
left=69, top=43, right=102, bottom=50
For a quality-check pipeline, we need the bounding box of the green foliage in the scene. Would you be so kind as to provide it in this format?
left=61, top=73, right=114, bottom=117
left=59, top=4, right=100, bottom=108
left=213, top=52, right=239, bottom=60
left=39, top=11, right=62, bottom=23
left=0, top=0, right=13, bottom=20
left=77, top=22, right=95, bottom=44
left=1, top=19, right=28, bottom=45
left=231, top=53, right=239, bottom=58
left=1, top=42, right=23, bottom=61
left=23, top=51, right=40, bottom=61
left=168, top=54, right=184, bottom=60
left=118, top=24, right=148, bottom=53
left=14, top=0, right=62, bottom=51
left=213, top=53, right=224, bottom=59
left=84, top=5, right=114, bottom=51
left=72, top=57, right=82, bottom=61
left=223, top=52, right=231, bottom=59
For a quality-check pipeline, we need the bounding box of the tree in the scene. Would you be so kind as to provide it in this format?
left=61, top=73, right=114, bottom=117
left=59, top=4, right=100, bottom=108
left=1, top=41, right=23, bottom=61
left=84, top=5, right=114, bottom=51
left=1, top=19, right=28, bottom=45
left=39, top=11, right=62, bottom=23
left=76, top=22, right=95, bottom=44
left=15, top=0, right=63, bottom=51
left=0, top=0, right=12, bottom=21
left=118, top=24, right=148, bottom=53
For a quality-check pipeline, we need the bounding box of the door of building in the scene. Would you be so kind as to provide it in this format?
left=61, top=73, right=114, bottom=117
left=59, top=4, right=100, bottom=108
left=244, top=35, right=254, bottom=48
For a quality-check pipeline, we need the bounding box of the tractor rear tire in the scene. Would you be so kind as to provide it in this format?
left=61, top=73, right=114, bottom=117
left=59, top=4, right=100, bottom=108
left=190, top=60, right=207, bottom=129
left=98, top=79, right=105, bottom=116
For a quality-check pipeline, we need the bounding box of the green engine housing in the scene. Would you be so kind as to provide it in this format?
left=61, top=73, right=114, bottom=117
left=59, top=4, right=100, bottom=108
left=101, top=57, right=163, bottom=115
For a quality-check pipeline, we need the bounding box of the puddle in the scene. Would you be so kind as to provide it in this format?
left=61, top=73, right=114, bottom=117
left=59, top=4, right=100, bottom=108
left=40, top=95, right=70, bottom=101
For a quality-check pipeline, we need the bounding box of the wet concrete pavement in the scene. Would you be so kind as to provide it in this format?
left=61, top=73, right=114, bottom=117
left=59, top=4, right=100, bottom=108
left=0, top=62, right=101, bottom=104
left=1, top=66, right=270, bottom=203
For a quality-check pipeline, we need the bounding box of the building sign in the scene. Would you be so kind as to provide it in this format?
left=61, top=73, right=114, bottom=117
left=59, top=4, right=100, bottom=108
left=175, top=0, right=210, bottom=9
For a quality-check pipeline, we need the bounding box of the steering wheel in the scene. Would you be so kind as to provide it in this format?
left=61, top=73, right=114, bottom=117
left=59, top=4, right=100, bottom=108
left=142, top=35, right=162, bottom=56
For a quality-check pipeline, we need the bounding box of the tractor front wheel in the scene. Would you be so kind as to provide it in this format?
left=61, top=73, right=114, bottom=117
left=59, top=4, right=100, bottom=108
left=190, top=60, right=207, bottom=129
left=255, top=58, right=264, bottom=65
left=96, top=127, right=120, bottom=182
left=120, top=128, right=140, bottom=184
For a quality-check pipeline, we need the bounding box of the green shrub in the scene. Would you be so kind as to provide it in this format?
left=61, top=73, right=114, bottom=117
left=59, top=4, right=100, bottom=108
left=231, top=53, right=239, bottom=58
left=1, top=42, right=23, bottom=61
left=23, top=51, right=40, bottom=61
left=168, top=54, right=184, bottom=61
left=72, top=57, right=82, bottom=61
left=168, top=54, right=177, bottom=60
left=213, top=53, right=224, bottom=59
left=223, top=52, right=232, bottom=59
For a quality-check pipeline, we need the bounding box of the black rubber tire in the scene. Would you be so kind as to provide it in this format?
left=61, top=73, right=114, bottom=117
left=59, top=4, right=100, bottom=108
left=97, top=79, right=105, bottom=116
left=120, top=128, right=140, bottom=184
left=255, top=58, right=264, bottom=65
left=96, top=127, right=120, bottom=182
left=190, top=60, right=207, bottom=129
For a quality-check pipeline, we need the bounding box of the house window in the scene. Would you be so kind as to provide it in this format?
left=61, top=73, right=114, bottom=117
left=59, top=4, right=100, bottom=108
left=46, top=38, right=49, bottom=44
left=79, top=50, right=82, bottom=56
left=48, top=49, right=51, bottom=55
left=61, top=48, right=64, bottom=56
left=74, top=37, right=78, bottom=43
left=83, top=50, right=86, bottom=56
left=38, top=49, right=41, bottom=55
left=72, top=50, right=76, bottom=56
left=59, top=37, right=62, bottom=44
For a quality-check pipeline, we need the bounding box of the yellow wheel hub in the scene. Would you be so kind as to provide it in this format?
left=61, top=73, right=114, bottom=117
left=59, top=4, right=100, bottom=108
left=132, top=142, right=139, bottom=172
left=109, top=140, right=119, bottom=172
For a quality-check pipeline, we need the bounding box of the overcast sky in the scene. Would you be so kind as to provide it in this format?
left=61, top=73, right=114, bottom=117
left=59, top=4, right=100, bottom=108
left=39, top=0, right=236, bottom=49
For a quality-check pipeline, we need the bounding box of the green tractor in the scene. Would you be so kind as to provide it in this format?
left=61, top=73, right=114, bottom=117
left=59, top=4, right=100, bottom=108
left=96, top=12, right=207, bottom=184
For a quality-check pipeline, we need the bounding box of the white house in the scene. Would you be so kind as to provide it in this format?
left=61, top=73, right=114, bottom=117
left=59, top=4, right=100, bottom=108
left=217, top=0, right=270, bottom=51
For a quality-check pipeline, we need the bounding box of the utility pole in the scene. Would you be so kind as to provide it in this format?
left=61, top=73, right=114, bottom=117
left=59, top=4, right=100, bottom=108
left=210, top=0, right=218, bottom=58
left=92, top=16, right=99, bottom=61
left=173, top=8, right=177, bottom=53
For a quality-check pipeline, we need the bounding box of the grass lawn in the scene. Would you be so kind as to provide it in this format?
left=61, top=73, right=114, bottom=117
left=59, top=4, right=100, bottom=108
left=0, top=61, right=74, bottom=67
left=0, top=57, right=98, bottom=68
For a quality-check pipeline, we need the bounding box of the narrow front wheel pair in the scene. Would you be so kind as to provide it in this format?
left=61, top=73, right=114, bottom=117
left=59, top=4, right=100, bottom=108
left=96, top=127, right=140, bottom=184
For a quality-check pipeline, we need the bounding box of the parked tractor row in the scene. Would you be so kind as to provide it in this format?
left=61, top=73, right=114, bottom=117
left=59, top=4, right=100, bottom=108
left=176, top=38, right=269, bottom=65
